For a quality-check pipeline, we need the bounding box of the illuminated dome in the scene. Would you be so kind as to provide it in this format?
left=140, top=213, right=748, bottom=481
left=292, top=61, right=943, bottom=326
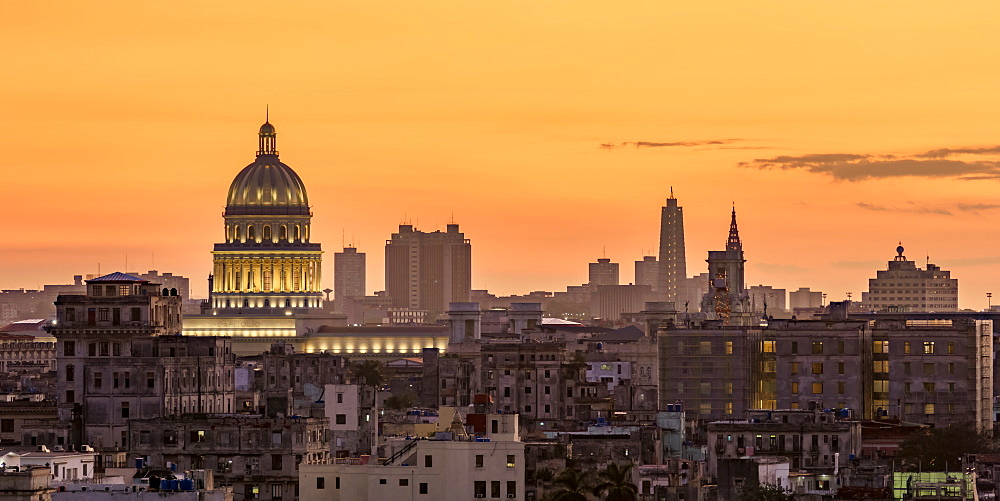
left=225, top=121, right=310, bottom=215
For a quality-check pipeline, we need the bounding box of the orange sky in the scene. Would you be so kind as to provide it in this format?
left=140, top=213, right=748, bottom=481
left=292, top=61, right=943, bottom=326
left=4, top=1, right=1000, bottom=308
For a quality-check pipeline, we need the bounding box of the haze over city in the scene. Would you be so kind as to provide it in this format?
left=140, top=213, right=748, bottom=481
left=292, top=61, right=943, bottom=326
left=4, top=1, right=1000, bottom=307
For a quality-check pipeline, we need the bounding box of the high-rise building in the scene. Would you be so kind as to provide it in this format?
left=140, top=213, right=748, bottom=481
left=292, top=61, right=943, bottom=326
left=748, top=284, right=787, bottom=314
left=634, top=256, right=658, bottom=288
left=657, top=193, right=687, bottom=302
left=588, top=258, right=619, bottom=286
left=334, top=246, right=366, bottom=312
left=701, top=208, right=748, bottom=323
left=208, top=120, right=324, bottom=312
left=385, top=224, right=472, bottom=318
left=789, top=287, right=823, bottom=310
left=861, top=245, right=959, bottom=312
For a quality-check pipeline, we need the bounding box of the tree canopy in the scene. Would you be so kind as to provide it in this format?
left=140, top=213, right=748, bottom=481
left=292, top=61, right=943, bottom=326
left=348, top=359, right=386, bottom=388
left=896, top=425, right=998, bottom=471
left=592, top=461, right=638, bottom=501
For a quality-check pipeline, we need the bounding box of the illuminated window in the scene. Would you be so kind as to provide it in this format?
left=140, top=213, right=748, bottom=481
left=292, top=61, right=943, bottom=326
left=762, top=341, right=775, bottom=353
left=923, top=382, right=935, bottom=392
left=811, top=363, right=823, bottom=375
left=838, top=362, right=845, bottom=374
left=811, top=342, right=823, bottom=355
left=791, top=382, right=799, bottom=394
left=790, top=362, right=799, bottom=375
left=119, top=285, right=130, bottom=296
left=924, top=403, right=935, bottom=415
left=923, top=342, right=935, bottom=354
left=837, top=382, right=845, bottom=394
left=812, top=382, right=823, bottom=394
left=947, top=342, right=955, bottom=354
left=725, top=341, right=733, bottom=354
left=725, top=382, right=733, bottom=394
left=699, top=403, right=711, bottom=415
left=699, top=341, right=712, bottom=354
left=248, top=225, right=256, bottom=241
left=506, top=455, right=515, bottom=468
left=873, top=360, right=888, bottom=373
left=280, top=225, right=288, bottom=241
left=904, top=341, right=911, bottom=354
left=263, top=225, right=272, bottom=241
left=873, top=340, right=888, bottom=353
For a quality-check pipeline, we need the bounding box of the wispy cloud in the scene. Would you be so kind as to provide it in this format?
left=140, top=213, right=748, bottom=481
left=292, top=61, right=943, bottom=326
left=600, top=139, right=744, bottom=150
left=739, top=145, right=1000, bottom=181
left=855, top=201, right=1000, bottom=216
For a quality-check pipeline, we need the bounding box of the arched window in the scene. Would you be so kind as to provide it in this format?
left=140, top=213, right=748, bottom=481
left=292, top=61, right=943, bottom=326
left=243, top=299, right=249, bottom=308
left=304, top=225, right=309, bottom=242
left=264, top=299, right=270, bottom=308
left=285, top=299, right=291, bottom=307
left=280, top=225, right=288, bottom=241
left=263, top=225, right=272, bottom=241
left=295, top=225, right=301, bottom=241
left=247, top=225, right=256, bottom=241
left=235, top=225, right=242, bottom=241
left=226, top=224, right=231, bottom=242
left=225, top=299, right=231, bottom=308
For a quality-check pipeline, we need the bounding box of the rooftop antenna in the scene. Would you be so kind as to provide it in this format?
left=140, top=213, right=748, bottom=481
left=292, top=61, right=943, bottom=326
left=342, top=228, right=345, bottom=248
left=266, top=104, right=269, bottom=122
left=602, top=245, right=607, bottom=258
left=670, top=186, right=674, bottom=199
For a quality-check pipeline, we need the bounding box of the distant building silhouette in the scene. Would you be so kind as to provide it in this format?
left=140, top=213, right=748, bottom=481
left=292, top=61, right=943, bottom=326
left=634, top=256, right=658, bottom=289
left=657, top=192, right=687, bottom=302
left=385, top=224, right=472, bottom=318
left=334, top=246, right=366, bottom=312
left=861, top=244, right=958, bottom=312
left=588, top=258, right=619, bottom=286
left=789, top=287, right=823, bottom=310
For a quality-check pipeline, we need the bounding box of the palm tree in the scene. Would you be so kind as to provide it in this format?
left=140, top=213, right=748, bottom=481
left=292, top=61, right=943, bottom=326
left=548, top=467, right=593, bottom=501
left=349, top=359, right=386, bottom=388
left=593, top=462, right=638, bottom=501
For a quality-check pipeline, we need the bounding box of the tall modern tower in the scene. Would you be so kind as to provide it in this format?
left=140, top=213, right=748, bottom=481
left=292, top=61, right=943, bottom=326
left=334, top=246, right=366, bottom=311
left=208, top=120, right=324, bottom=311
left=657, top=191, right=687, bottom=303
left=634, top=256, right=658, bottom=288
left=385, top=224, right=472, bottom=318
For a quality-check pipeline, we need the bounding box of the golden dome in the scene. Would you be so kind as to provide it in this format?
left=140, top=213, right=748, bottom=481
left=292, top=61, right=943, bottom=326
left=225, top=123, right=310, bottom=215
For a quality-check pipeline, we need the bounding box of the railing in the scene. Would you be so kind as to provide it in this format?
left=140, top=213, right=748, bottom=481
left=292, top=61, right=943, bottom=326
left=381, top=440, right=417, bottom=466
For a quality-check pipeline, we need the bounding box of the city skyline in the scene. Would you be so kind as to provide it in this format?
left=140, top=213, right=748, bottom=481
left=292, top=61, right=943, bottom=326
left=4, top=2, right=1000, bottom=307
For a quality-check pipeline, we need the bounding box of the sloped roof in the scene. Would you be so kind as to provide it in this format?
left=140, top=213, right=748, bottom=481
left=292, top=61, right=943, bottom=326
left=87, top=272, right=146, bottom=283
left=591, top=325, right=646, bottom=342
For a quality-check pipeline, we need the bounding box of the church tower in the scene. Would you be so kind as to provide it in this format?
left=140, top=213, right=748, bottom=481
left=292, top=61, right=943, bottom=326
left=209, top=120, right=324, bottom=312
left=702, top=207, right=749, bottom=323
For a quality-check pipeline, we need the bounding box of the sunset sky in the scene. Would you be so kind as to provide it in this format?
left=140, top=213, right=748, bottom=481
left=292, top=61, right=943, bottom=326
left=4, top=1, right=1000, bottom=308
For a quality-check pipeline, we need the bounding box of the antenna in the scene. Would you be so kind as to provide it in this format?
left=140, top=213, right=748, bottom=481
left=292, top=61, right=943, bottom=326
left=266, top=104, right=269, bottom=122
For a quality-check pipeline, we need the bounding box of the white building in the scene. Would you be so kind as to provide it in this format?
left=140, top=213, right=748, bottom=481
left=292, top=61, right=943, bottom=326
left=323, top=384, right=377, bottom=457
left=585, top=361, right=632, bottom=390
left=0, top=449, right=96, bottom=482
left=300, top=413, right=524, bottom=501
left=861, top=245, right=958, bottom=312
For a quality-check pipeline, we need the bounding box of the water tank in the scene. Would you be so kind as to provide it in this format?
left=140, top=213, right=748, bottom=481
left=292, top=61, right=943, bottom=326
left=160, top=479, right=171, bottom=490
left=180, top=479, right=194, bottom=491
left=134, top=458, right=144, bottom=469
left=169, top=479, right=179, bottom=490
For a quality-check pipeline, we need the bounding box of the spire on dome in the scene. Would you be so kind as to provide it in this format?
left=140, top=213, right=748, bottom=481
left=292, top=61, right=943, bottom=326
left=257, top=112, right=277, bottom=156
left=726, top=206, right=742, bottom=252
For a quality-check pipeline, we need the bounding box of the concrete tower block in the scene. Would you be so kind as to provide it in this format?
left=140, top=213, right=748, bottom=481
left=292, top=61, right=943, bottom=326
left=509, top=303, right=543, bottom=335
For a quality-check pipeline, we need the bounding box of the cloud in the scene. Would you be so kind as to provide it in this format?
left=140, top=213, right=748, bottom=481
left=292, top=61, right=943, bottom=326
left=600, top=139, right=744, bottom=150
left=854, top=201, right=1000, bottom=216
left=740, top=145, right=1000, bottom=181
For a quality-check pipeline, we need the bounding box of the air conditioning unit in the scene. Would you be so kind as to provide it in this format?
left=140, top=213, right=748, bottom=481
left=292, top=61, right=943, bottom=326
left=507, top=495, right=516, bottom=498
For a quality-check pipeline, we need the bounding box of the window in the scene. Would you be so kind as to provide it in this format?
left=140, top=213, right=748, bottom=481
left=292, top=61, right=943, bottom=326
left=420, top=482, right=428, bottom=495
left=66, top=390, right=75, bottom=403
left=725, top=382, right=733, bottom=394
left=272, top=431, right=282, bottom=445
left=399, top=479, right=409, bottom=487
left=337, top=393, right=343, bottom=404
left=379, top=479, right=386, bottom=485
left=475, top=454, right=484, bottom=468
left=873, top=361, right=888, bottom=373
left=904, top=341, right=911, bottom=354
left=506, top=455, right=515, bottom=468
left=271, top=454, right=282, bottom=471
left=93, top=372, right=102, bottom=389
left=838, top=382, right=845, bottom=394
left=923, top=363, right=935, bottom=375
left=121, top=402, right=129, bottom=418
left=131, top=307, right=141, bottom=322
left=811, top=341, right=823, bottom=354
left=725, top=341, right=734, bottom=354
left=790, top=362, right=799, bottom=375
left=524, top=386, right=531, bottom=394
left=424, top=455, right=433, bottom=467
left=147, top=372, right=155, bottom=389
left=948, top=363, right=955, bottom=374
left=492, top=481, right=501, bottom=498
left=812, top=363, right=823, bottom=375
left=873, top=340, right=888, bottom=353
left=63, top=340, right=75, bottom=355
left=98, top=308, right=110, bottom=321
left=271, top=484, right=281, bottom=498
left=904, top=362, right=911, bottom=375
left=335, top=414, right=347, bottom=425
left=948, top=342, right=955, bottom=354
left=791, top=382, right=799, bottom=394
left=791, top=341, right=798, bottom=354
left=812, top=382, right=823, bottom=394
left=924, top=403, right=935, bottom=415
left=0, top=419, right=13, bottom=433
left=762, top=341, right=775, bottom=353
left=544, top=386, right=550, bottom=395
left=66, top=365, right=75, bottom=382
left=923, top=341, right=935, bottom=354
left=336, top=477, right=340, bottom=489
left=924, top=382, right=935, bottom=392
left=837, top=340, right=845, bottom=354
left=475, top=481, right=487, bottom=498
left=113, top=372, right=120, bottom=388
left=507, top=481, right=517, bottom=498
left=66, top=308, right=76, bottom=322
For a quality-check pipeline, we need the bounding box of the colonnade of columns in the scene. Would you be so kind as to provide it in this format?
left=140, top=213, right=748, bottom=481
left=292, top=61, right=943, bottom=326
left=212, top=256, right=322, bottom=293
